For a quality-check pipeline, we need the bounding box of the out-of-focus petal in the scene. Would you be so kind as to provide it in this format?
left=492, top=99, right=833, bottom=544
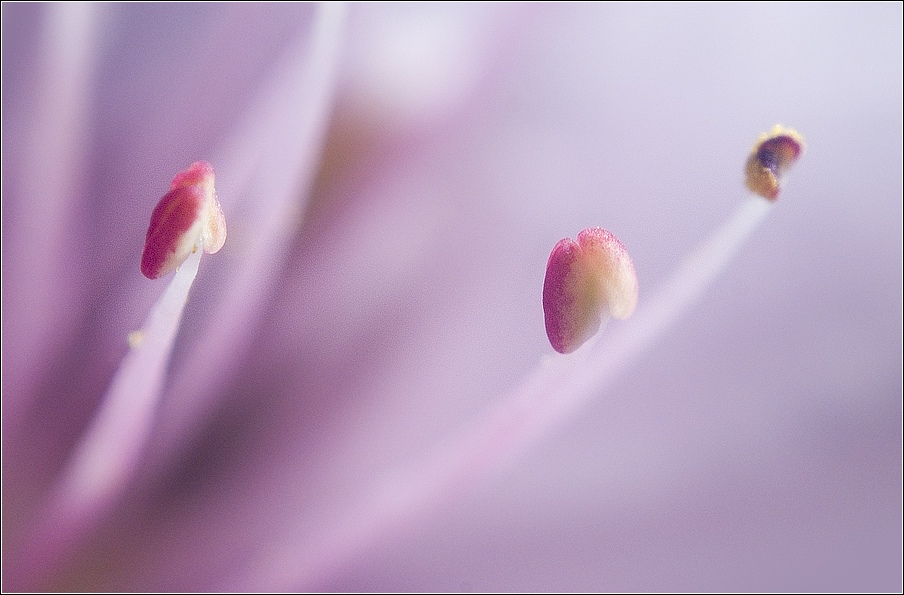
left=103, top=5, right=898, bottom=592
left=1, top=2, right=100, bottom=427
left=3, top=3, right=900, bottom=593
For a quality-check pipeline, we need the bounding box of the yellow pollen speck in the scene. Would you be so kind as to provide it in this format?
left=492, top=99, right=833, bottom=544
left=127, top=330, right=144, bottom=348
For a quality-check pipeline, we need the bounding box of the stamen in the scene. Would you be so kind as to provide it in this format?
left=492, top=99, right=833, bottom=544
left=144, top=2, right=348, bottom=483
left=9, top=160, right=224, bottom=588
left=11, top=245, right=205, bottom=589
left=744, top=125, right=804, bottom=200
left=257, top=129, right=805, bottom=590
left=543, top=228, right=638, bottom=353
left=140, top=161, right=226, bottom=279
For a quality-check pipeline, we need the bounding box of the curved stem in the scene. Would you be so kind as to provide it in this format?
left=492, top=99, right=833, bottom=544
left=245, top=196, right=773, bottom=590
left=8, top=245, right=203, bottom=590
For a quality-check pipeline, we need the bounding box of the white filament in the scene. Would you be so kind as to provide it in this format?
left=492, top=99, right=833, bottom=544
left=253, top=196, right=774, bottom=590
left=15, top=245, right=203, bottom=587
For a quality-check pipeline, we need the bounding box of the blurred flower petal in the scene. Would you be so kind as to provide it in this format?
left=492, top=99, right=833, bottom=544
left=2, top=3, right=900, bottom=592
left=2, top=2, right=100, bottom=425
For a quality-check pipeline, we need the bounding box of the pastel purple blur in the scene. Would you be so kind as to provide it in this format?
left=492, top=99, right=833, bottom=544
left=2, top=3, right=900, bottom=592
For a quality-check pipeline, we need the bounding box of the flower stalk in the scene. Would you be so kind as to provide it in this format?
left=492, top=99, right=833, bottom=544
left=8, top=244, right=203, bottom=589
left=5, top=5, right=348, bottom=589
left=243, top=189, right=783, bottom=590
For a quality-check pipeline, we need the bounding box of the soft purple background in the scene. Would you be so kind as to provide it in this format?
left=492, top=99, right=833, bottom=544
left=3, top=3, right=901, bottom=591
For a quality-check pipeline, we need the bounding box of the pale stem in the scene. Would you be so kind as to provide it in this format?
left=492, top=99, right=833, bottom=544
left=9, top=5, right=347, bottom=588
left=146, top=1, right=347, bottom=477
left=10, top=245, right=203, bottom=589
left=250, top=196, right=774, bottom=590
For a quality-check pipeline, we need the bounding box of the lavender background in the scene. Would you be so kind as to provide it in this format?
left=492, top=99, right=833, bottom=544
left=3, top=3, right=901, bottom=591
